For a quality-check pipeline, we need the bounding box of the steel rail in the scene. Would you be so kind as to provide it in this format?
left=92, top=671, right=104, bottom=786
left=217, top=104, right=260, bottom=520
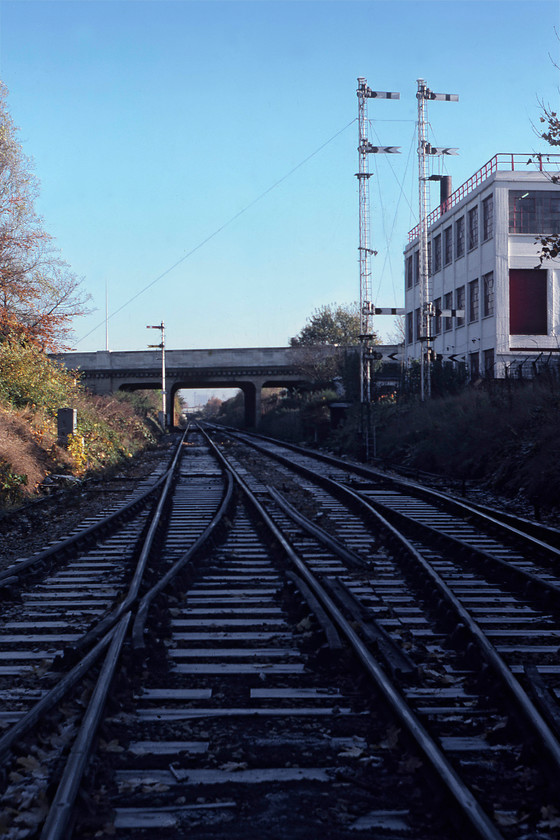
left=209, top=428, right=560, bottom=785
left=0, top=430, right=188, bottom=587
left=131, top=469, right=235, bottom=649
left=214, top=429, right=560, bottom=603
left=0, top=428, right=188, bottom=766
left=200, top=427, right=505, bottom=840
left=32, top=430, right=234, bottom=839
left=0, top=621, right=118, bottom=766
left=213, top=425, right=560, bottom=559
left=58, top=425, right=189, bottom=662
left=40, top=614, right=132, bottom=840
left=266, top=484, right=366, bottom=569
left=359, top=492, right=560, bottom=603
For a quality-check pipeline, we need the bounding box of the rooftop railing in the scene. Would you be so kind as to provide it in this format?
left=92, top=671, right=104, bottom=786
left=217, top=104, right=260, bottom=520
left=408, top=153, right=560, bottom=242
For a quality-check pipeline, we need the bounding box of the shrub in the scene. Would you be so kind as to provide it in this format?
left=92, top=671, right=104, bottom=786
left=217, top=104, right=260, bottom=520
left=0, top=459, right=27, bottom=505
left=0, top=338, right=160, bottom=502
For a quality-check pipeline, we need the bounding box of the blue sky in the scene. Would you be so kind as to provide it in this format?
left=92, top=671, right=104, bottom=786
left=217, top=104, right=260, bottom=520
left=1, top=0, right=559, bottom=354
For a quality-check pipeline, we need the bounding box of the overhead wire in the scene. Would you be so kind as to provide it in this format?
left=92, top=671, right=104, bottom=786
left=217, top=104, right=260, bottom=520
left=76, top=118, right=357, bottom=345
left=369, top=121, right=417, bottom=306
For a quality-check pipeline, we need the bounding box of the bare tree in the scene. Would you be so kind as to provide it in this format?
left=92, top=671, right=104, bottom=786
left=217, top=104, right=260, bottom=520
left=536, top=38, right=560, bottom=264
left=0, top=83, right=91, bottom=349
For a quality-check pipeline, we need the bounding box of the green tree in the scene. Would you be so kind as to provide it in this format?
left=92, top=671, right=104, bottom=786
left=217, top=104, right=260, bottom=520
left=289, top=303, right=369, bottom=398
left=0, top=83, right=90, bottom=349
left=290, top=302, right=364, bottom=346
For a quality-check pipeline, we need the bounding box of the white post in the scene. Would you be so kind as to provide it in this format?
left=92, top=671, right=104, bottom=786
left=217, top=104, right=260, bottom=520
left=147, top=321, right=166, bottom=430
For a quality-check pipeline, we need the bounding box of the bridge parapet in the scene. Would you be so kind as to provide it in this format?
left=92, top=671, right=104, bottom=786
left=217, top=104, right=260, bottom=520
left=52, top=345, right=399, bottom=426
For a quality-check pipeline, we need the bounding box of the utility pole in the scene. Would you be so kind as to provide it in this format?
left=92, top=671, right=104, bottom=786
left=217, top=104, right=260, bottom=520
left=416, top=79, right=458, bottom=401
left=356, top=77, right=400, bottom=458
left=147, top=321, right=166, bottom=430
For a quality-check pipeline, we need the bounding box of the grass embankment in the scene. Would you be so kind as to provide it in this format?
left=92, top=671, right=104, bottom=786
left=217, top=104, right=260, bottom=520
left=0, top=339, right=160, bottom=507
left=372, top=380, right=560, bottom=514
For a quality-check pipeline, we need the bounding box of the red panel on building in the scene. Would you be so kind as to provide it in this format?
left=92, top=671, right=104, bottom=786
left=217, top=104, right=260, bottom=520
left=509, top=269, right=547, bottom=335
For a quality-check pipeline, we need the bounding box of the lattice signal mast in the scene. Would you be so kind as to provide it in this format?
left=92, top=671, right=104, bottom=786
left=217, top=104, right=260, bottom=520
left=356, top=78, right=399, bottom=419
left=416, top=79, right=458, bottom=400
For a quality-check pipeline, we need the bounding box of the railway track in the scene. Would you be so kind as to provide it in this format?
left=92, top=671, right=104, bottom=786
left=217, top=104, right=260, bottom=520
left=0, top=426, right=560, bottom=838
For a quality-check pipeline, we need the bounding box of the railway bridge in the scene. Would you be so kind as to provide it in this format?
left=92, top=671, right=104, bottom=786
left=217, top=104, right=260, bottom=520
left=53, top=345, right=399, bottom=427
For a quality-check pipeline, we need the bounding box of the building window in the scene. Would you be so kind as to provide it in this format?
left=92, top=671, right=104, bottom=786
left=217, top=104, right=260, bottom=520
left=433, top=297, right=442, bottom=335
left=444, top=226, right=452, bottom=265
left=413, top=250, right=419, bottom=285
left=509, top=268, right=548, bottom=334
left=414, top=307, right=421, bottom=340
left=469, top=351, right=480, bottom=379
left=433, top=234, right=442, bottom=273
left=468, top=206, right=479, bottom=250
left=483, top=348, right=494, bottom=378
left=406, top=311, right=413, bottom=344
left=509, top=190, right=560, bottom=234
left=483, top=272, right=494, bottom=317
left=406, top=255, right=413, bottom=289
left=482, top=195, right=493, bottom=241
left=468, top=279, right=479, bottom=322
left=455, top=217, right=465, bottom=258
left=444, top=291, right=453, bottom=331
left=456, top=286, right=465, bottom=326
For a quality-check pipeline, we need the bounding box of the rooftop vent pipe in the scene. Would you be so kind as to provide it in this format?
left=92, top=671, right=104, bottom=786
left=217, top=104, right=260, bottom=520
left=440, top=175, right=452, bottom=211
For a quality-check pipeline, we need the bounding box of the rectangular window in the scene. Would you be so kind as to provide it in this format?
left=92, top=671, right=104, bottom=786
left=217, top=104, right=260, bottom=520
left=468, top=206, right=479, bottom=250
left=469, top=351, right=480, bottom=379
left=444, top=226, right=452, bottom=265
left=469, top=279, right=479, bottom=322
left=455, top=285, right=465, bottom=327
left=483, top=272, right=494, bottom=317
left=406, top=255, right=413, bottom=289
left=483, top=348, right=494, bottom=378
left=455, top=217, right=465, bottom=258
left=433, top=234, right=442, bottom=273
left=434, top=297, right=442, bottom=335
left=509, top=269, right=548, bottom=334
left=406, top=311, right=413, bottom=344
left=482, top=195, right=493, bottom=241
left=509, top=190, right=560, bottom=234
left=413, top=250, right=419, bottom=285
left=444, top=291, right=453, bottom=331
left=414, top=307, right=421, bottom=340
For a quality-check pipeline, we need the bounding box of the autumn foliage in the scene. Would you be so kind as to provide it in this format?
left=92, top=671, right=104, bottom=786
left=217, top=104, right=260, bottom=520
left=0, top=83, right=90, bottom=350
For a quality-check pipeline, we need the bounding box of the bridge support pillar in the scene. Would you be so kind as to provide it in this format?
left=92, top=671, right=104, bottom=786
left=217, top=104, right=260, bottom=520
left=242, top=380, right=263, bottom=429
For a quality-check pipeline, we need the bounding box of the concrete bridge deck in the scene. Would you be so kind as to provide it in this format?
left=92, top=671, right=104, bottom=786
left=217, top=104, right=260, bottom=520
left=53, top=345, right=399, bottom=427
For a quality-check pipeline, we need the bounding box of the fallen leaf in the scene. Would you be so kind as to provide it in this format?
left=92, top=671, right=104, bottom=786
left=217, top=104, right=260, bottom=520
left=379, top=726, right=401, bottom=750
left=219, top=762, right=248, bottom=772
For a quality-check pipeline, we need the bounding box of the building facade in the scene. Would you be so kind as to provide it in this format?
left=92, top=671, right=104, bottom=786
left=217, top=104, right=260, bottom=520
left=404, top=154, right=560, bottom=379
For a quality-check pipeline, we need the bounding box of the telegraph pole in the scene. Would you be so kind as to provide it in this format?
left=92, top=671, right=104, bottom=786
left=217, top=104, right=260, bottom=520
left=416, top=79, right=458, bottom=401
left=356, top=77, right=400, bottom=457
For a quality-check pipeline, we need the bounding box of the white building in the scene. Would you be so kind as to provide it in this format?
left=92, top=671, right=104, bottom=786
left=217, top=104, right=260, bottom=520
left=404, top=153, right=560, bottom=379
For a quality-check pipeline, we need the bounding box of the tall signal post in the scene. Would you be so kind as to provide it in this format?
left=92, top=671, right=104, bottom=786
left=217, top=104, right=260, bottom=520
left=416, top=79, right=458, bottom=400
left=147, top=320, right=166, bottom=430
left=356, top=77, right=399, bottom=458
